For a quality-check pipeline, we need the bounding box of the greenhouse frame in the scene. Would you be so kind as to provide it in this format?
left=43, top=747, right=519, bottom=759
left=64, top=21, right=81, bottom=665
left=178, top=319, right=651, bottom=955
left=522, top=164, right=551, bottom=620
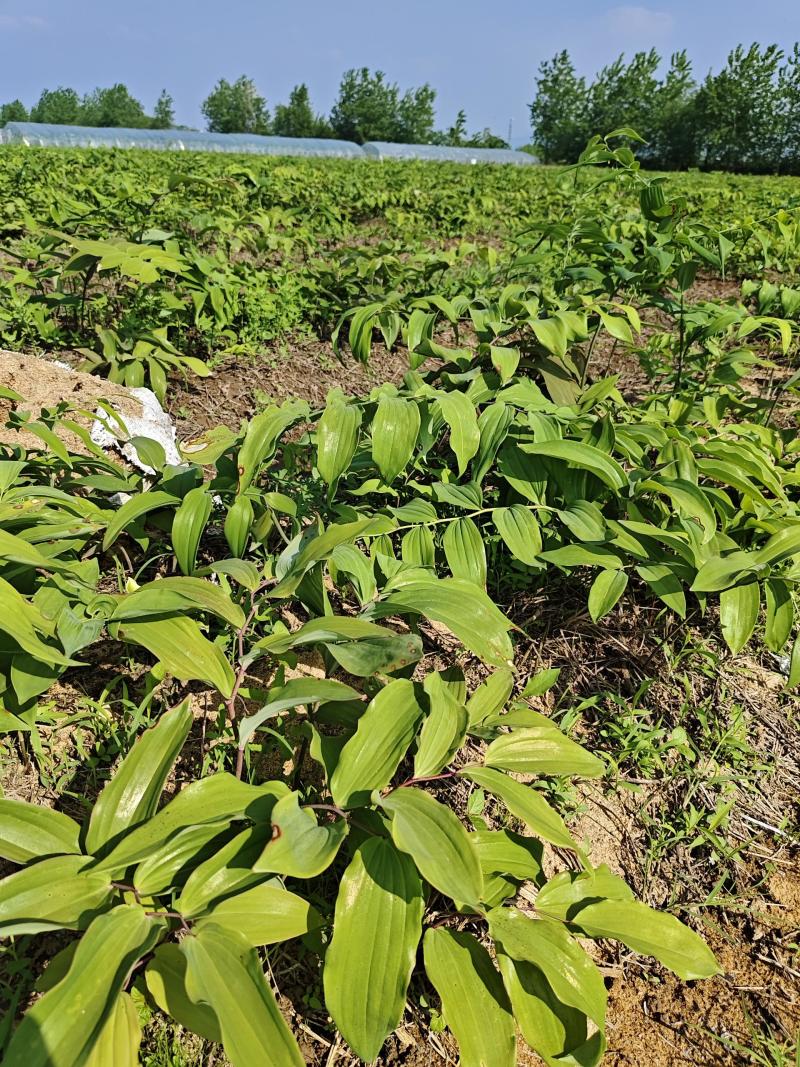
left=0, top=123, right=365, bottom=158
left=0, top=123, right=538, bottom=165
left=361, top=141, right=537, bottom=165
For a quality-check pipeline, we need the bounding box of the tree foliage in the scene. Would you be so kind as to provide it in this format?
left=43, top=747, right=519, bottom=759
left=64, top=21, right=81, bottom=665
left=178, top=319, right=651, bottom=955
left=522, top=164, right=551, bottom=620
left=201, top=76, right=271, bottom=135
left=272, top=84, right=331, bottom=138
left=530, top=42, right=800, bottom=173
left=330, top=68, right=436, bottom=144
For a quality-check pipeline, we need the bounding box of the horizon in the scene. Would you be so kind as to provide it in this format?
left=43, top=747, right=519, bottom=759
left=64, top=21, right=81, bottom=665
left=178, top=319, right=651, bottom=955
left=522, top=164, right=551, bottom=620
left=1, top=2, right=799, bottom=145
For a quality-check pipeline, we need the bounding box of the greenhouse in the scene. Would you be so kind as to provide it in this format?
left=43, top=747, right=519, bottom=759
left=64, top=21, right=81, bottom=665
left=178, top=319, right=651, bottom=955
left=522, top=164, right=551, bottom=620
left=0, top=123, right=364, bottom=158
left=361, top=141, right=537, bottom=164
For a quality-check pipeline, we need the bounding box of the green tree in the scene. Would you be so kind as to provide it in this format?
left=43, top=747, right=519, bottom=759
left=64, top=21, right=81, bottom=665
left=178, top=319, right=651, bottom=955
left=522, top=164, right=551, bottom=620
left=202, top=76, right=271, bottom=134
left=649, top=51, right=697, bottom=169
left=150, top=90, right=175, bottom=130
left=529, top=51, right=588, bottom=162
left=330, top=68, right=399, bottom=143
left=587, top=50, right=660, bottom=142
left=395, top=84, right=436, bottom=143
left=330, top=68, right=435, bottom=143
left=0, top=100, right=28, bottom=126
left=443, top=109, right=468, bottom=146
left=272, top=84, right=331, bottom=138
left=779, top=45, right=800, bottom=173
left=80, top=84, right=148, bottom=128
left=694, top=44, right=784, bottom=172
left=30, top=87, right=81, bottom=125
left=465, top=128, right=509, bottom=149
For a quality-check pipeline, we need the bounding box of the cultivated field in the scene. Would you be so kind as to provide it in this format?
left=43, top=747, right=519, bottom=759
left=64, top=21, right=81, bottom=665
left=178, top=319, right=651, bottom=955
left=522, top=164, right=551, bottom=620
left=0, top=137, right=798, bottom=1066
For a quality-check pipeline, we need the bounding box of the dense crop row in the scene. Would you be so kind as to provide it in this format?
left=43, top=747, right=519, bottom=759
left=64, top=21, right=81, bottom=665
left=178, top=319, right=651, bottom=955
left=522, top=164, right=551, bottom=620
left=0, top=135, right=798, bottom=1065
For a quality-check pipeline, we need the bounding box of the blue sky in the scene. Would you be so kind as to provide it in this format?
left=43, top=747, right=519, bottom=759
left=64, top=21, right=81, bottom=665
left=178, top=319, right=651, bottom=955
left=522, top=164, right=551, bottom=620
left=1, top=1, right=799, bottom=142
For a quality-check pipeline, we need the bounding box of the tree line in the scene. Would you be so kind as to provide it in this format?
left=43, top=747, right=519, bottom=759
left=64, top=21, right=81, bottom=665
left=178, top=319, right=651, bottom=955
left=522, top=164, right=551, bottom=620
left=0, top=71, right=508, bottom=149
left=531, top=43, right=800, bottom=173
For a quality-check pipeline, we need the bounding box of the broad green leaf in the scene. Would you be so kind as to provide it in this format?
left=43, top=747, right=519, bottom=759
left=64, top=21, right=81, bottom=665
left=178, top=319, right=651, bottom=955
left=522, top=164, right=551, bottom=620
left=237, top=400, right=307, bottom=493
left=484, top=726, right=604, bottom=777
left=414, top=672, right=468, bottom=778
left=101, top=490, right=177, bottom=550
left=317, top=391, right=362, bottom=486
left=0, top=578, right=75, bottom=667
left=401, top=524, right=435, bottom=566
left=376, top=576, right=514, bottom=667
left=489, top=906, right=606, bottom=1028
left=466, top=668, right=515, bottom=728
left=224, top=494, right=254, bottom=558
left=534, top=865, right=634, bottom=921
left=459, top=766, right=576, bottom=850
left=198, top=882, right=322, bottom=945
left=115, top=615, right=235, bottom=697
left=254, top=791, right=347, bottom=877
left=145, top=944, right=222, bottom=1042
left=437, top=389, right=480, bottom=475
left=0, top=798, right=81, bottom=864
left=473, top=401, right=514, bottom=484
left=443, top=517, right=487, bottom=586
left=238, top=677, right=359, bottom=749
left=0, top=528, right=76, bottom=573
left=84, top=993, right=141, bottom=1067
left=641, top=477, right=717, bottom=545
left=492, top=505, right=542, bottom=566
left=587, top=569, right=629, bottom=622
left=269, top=518, right=384, bottom=598
left=719, top=581, right=759, bottom=654
left=110, top=576, right=245, bottom=629
left=752, top=524, right=800, bottom=568
left=4, top=905, right=160, bottom=1067
left=567, top=898, right=720, bottom=980
left=325, top=838, right=424, bottom=1061
left=691, top=550, right=763, bottom=593
left=132, top=821, right=233, bottom=896
left=325, top=630, right=423, bottom=676
left=473, top=829, right=543, bottom=883
left=495, top=947, right=605, bottom=1067
left=522, top=439, right=626, bottom=490
left=540, top=544, right=624, bottom=569
left=92, top=776, right=286, bottom=873
left=183, top=924, right=304, bottom=1067
left=331, top=679, right=424, bottom=807
left=176, top=824, right=274, bottom=917
left=636, top=563, right=687, bottom=617
left=372, top=394, right=420, bottom=484
left=765, top=578, right=793, bottom=652
left=379, top=787, right=483, bottom=907
left=423, top=928, right=516, bottom=1067
left=171, top=486, right=212, bottom=575
left=0, top=854, right=112, bottom=935
left=86, top=698, right=192, bottom=855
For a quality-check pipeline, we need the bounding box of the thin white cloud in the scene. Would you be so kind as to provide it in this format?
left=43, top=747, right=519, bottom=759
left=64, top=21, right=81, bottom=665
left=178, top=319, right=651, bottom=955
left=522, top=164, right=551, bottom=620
left=0, top=14, right=47, bottom=30
left=604, top=5, right=674, bottom=38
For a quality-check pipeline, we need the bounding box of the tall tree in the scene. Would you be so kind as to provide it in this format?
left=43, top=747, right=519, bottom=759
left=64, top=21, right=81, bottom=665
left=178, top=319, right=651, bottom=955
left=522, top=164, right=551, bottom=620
left=151, top=90, right=175, bottom=130
left=587, top=50, right=660, bottom=140
left=0, top=100, right=28, bottom=126
left=649, top=51, right=697, bottom=169
left=779, top=45, right=800, bottom=174
left=30, top=87, right=81, bottom=125
left=329, top=68, right=435, bottom=143
left=395, top=84, right=436, bottom=143
left=694, top=44, right=784, bottom=172
left=272, top=84, right=331, bottom=138
left=80, top=84, right=148, bottom=128
left=529, top=51, right=588, bottom=162
left=330, top=68, right=398, bottom=143
left=202, top=77, right=270, bottom=135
